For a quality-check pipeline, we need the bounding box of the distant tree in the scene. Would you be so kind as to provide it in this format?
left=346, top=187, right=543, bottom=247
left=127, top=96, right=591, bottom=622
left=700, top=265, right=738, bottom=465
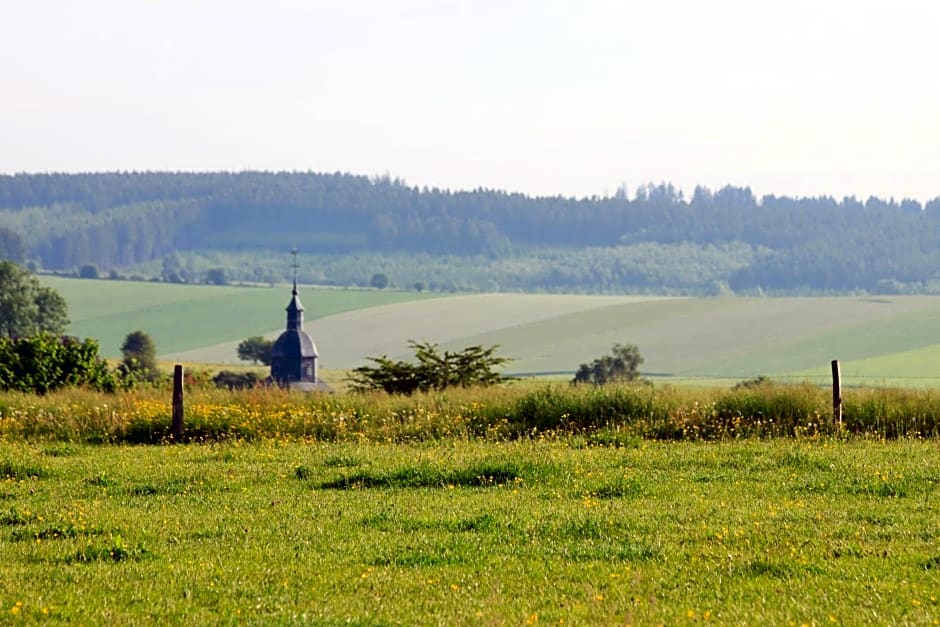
left=79, top=264, right=99, bottom=279
left=237, top=336, right=274, bottom=366
left=206, top=268, right=228, bottom=285
left=349, top=341, right=510, bottom=394
left=572, top=343, right=644, bottom=385
left=0, top=227, right=24, bottom=263
left=33, top=286, right=69, bottom=337
left=370, top=273, right=389, bottom=290
left=120, top=330, right=159, bottom=381
left=414, top=281, right=426, bottom=292
left=161, top=254, right=188, bottom=283
left=0, top=261, right=69, bottom=338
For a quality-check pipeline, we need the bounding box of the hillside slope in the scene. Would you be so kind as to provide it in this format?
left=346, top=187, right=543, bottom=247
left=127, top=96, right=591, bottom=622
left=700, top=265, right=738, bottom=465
left=47, top=277, right=438, bottom=357
left=162, top=292, right=940, bottom=385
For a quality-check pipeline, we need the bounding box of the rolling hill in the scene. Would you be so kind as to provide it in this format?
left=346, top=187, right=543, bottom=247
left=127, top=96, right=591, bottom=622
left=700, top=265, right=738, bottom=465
left=44, top=277, right=438, bottom=357
left=47, top=277, right=940, bottom=386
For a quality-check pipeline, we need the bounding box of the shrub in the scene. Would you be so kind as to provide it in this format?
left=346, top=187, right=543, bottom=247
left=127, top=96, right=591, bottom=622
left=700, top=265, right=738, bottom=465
left=573, top=343, right=644, bottom=385
left=0, top=334, right=119, bottom=394
left=120, top=331, right=159, bottom=382
left=212, top=370, right=264, bottom=390
left=348, top=341, right=510, bottom=395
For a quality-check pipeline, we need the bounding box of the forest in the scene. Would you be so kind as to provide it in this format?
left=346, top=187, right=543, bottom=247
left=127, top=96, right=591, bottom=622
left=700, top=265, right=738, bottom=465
left=1, top=171, right=939, bottom=294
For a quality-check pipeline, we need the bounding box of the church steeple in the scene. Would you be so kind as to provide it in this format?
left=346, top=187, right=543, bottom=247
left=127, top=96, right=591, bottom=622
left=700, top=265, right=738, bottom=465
left=270, top=249, right=328, bottom=389
left=286, top=248, right=304, bottom=331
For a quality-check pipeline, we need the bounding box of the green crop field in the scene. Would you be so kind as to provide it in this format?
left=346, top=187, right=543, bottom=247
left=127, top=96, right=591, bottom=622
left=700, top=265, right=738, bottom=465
left=43, top=277, right=439, bottom=358
left=44, top=277, right=940, bottom=386
left=1, top=439, right=938, bottom=624
left=164, top=294, right=940, bottom=386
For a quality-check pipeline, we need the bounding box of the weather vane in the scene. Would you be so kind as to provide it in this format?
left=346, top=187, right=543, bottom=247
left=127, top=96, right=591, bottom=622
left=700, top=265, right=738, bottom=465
left=290, top=248, right=299, bottom=291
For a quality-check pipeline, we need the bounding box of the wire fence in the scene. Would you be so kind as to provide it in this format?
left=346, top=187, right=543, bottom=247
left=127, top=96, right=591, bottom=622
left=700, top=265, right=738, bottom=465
left=507, top=370, right=940, bottom=388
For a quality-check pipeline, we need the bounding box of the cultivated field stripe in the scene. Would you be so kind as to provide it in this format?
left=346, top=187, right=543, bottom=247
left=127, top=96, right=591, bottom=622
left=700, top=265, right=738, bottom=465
left=44, top=276, right=440, bottom=357
left=164, top=293, right=667, bottom=366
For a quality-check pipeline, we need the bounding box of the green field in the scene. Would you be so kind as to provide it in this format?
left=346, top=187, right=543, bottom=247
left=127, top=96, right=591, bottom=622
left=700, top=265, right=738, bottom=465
left=43, top=277, right=438, bottom=358
left=45, top=277, right=940, bottom=385
left=1, top=439, right=937, bottom=624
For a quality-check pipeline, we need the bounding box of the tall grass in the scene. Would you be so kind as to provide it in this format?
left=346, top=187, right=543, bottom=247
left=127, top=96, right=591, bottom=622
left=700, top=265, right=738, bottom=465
left=1, top=380, right=939, bottom=443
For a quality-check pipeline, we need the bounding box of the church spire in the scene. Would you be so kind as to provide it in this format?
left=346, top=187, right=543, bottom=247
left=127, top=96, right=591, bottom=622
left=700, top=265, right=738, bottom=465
left=291, top=247, right=299, bottom=295
left=286, top=248, right=304, bottom=331
left=270, top=248, right=327, bottom=389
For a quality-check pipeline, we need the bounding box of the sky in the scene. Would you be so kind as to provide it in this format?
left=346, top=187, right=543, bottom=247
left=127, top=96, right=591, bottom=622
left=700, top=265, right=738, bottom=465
left=2, top=0, right=940, bottom=202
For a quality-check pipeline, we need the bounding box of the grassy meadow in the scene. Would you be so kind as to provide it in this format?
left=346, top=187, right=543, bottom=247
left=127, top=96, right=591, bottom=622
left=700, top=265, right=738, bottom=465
left=1, top=439, right=938, bottom=624
left=3, top=369, right=940, bottom=621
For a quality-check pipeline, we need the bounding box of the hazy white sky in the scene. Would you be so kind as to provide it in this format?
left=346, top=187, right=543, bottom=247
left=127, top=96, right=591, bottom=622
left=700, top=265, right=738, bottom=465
left=2, top=0, right=939, bottom=201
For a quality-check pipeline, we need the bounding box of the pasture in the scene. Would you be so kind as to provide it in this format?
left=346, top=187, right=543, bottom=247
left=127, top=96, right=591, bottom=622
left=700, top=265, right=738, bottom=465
left=45, top=277, right=940, bottom=386
left=1, top=439, right=937, bottom=624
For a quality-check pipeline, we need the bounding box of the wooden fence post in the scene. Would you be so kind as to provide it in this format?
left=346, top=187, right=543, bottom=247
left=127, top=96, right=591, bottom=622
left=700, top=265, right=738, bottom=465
left=831, top=359, right=842, bottom=428
left=171, top=364, right=184, bottom=441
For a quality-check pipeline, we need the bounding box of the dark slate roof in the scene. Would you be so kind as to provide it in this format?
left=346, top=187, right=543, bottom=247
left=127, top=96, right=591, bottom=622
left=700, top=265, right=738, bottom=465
left=271, top=328, right=319, bottom=358
left=271, top=284, right=318, bottom=359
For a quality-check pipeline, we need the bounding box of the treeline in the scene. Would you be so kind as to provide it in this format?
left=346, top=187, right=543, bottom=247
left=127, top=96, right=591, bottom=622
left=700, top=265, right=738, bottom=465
left=138, top=244, right=753, bottom=294
left=1, top=171, right=939, bottom=293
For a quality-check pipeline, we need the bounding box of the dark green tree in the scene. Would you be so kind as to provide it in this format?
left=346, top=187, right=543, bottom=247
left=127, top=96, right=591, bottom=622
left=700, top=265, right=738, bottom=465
left=0, top=334, right=119, bottom=394
left=237, top=336, right=274, bottom=366
left=370, top=273, right=389, bottom=289
left=0, top=261, right=69, bottom=338
left=348, top=341, right=510, bottom=394
left=206, top=268, right=228, bottom=285
left=572, top=343, right=644, bottom=385
left=0, top=227, right=24, bottom=262
left=120, top=330, right=159, bottom=381
left=33, top=286, right=69, bottom=337
left=79, top=264, right=99, bottom=279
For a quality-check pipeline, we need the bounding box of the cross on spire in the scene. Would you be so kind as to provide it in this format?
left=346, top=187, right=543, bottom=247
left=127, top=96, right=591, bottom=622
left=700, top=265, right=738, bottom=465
left=290, top=248, right=299, bottom=293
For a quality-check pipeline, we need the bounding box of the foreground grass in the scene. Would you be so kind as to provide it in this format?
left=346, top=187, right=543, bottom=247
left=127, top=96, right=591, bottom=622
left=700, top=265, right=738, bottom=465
left=3, top=381, right=940, bottom=444
left=1, top=440, right=938, bottom=624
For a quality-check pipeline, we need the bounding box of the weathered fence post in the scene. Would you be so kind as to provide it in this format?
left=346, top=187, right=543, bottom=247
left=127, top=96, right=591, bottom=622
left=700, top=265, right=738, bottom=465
left=171, top=364, right=184, bottom=441
left=831, top=359, right=842, bottom=428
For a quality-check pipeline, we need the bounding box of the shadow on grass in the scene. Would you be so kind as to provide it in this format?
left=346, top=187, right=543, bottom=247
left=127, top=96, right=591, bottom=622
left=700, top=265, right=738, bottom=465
left=0, top=460, right=48, bottom=480
left=315, top=459, right=540, bottom=490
